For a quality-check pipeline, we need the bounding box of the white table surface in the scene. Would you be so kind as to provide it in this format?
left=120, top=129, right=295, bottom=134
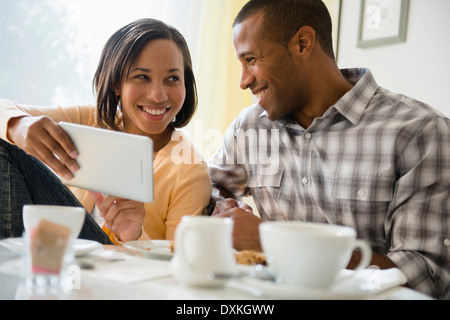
left=0, top=242, right=433, bottom=301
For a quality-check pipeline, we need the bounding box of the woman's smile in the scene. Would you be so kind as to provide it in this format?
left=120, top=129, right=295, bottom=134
left=140, top=105, right=172, bottom=119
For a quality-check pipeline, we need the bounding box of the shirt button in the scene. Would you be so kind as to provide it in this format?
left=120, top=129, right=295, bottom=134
left=305, top=133, right=312, bottom=140
left=301, top=177, right=308, bottom=185
left=444, top=239, right=450, bottom=247
left=358, top=188, right=367, bottom=198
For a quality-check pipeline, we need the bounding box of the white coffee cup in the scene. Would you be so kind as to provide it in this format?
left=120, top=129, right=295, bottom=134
left=22, top=205, right=86, bottom=242
left=259, top=221, right=372, bottom=289
left=171, top=216, right=238, bottom=287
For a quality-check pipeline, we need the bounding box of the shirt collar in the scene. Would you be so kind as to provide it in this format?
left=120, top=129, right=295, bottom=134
left=331, top=68, right=379, bottom=125
left=258, top=68, right=379, bottom=127
left=258, top=111, right=300, bottom=129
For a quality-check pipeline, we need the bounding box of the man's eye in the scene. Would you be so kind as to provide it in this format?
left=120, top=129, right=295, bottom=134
left=246, top=57, right=256, bottom=63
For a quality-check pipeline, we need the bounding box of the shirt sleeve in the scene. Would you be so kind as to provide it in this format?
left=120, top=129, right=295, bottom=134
left=208, top=118, right=251, bottom=199
left=0, top=98, right=97, bottom=143
left=386, top=116, right=450, bottom=299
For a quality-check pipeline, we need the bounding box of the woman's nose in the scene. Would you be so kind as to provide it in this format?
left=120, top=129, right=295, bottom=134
left=147, top=82, right=168, bottom=103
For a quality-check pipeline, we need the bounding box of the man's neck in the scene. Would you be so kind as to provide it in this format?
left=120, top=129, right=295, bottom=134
left=293, top=66, right=353, bottom=128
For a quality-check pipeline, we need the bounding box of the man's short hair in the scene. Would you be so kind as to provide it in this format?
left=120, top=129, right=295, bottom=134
left=234, top=0, right=335, bottom=60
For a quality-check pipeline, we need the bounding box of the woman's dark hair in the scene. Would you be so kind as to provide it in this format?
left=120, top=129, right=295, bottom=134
left=93, top=18, right=197, bottom=130
left=234, top=0, right=335, bottom=60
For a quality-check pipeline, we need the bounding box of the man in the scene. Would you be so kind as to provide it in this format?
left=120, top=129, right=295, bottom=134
left=208, top=0, right=449, bottom=299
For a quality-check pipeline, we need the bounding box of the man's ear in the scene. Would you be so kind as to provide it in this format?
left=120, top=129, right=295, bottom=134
left=289, top=26, right=315, bottom=59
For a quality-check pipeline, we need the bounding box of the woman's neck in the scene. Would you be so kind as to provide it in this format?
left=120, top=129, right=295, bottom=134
left=151, top=126, right=175, bottom=154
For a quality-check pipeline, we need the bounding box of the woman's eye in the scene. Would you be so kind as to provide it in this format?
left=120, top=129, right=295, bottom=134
left=135, top=75, right=148, bottom=80
left=168, top=76, right=180, bottom=82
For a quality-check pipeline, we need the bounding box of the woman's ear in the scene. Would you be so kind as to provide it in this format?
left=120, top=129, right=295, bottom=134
left=289, top=26, right=315, bottom=59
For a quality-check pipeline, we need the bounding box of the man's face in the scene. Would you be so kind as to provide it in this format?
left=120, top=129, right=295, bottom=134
left=233, top=11, right=305, bottom=121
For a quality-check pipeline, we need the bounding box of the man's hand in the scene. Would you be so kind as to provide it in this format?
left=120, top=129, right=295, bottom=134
left=212, top=198, right=253, bottom=214
left=347, top=250, right=398, bottom=270
left=212, top=198, right=263, bottom=252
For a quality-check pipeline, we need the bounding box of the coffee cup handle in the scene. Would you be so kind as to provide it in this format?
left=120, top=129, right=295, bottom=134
left=174, top=223, right=198, bottom=273
left=352, top=239, right=372, bottom=271
left=331, top=239, right=372, bottom=288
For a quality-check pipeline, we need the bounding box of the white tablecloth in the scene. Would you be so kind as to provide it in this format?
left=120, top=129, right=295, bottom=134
left=0, top=242, right=433, bottom=300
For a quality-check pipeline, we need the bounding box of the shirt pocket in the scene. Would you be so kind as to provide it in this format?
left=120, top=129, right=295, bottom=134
left=247, top=168, right=284, bottom=202
left=330, top=176, right=394, bottom=253
left=331, top=176, right=394, bottom=202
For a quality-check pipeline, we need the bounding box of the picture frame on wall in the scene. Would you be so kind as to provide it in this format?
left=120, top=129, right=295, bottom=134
left=357, top=0, right=410, bottom=48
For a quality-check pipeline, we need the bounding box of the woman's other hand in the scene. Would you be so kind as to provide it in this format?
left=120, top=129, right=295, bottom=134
left=89, top=191, right=146, bottom=242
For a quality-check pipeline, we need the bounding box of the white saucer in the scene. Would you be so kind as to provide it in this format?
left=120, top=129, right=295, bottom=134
left=230, top=268, right=407, bottom=300
left=123, top=240, right=173, bottom=260
left=0, top=237, right=102, bottom=257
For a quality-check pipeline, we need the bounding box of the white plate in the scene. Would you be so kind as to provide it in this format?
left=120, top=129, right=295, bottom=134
left=123, top=240, right=173, bottom=260
left=0, top=238, right=102, bottom=257
left=0, top=237, right=23, bottom=253
left=72, top=239, right=103, bottom=256
left=231, top=268, right=408, bottom=300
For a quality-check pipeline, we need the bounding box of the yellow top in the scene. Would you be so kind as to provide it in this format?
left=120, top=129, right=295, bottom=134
left=0, top=99, right=212, bottom=242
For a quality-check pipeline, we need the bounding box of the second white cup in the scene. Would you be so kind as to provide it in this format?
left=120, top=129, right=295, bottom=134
left=259, top=221, right=372, bottom=289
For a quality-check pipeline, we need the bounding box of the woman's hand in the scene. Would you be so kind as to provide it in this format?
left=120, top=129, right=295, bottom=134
left=7, top=115, right=79, bottom=180
left=89, top=191, right=146, bottom=242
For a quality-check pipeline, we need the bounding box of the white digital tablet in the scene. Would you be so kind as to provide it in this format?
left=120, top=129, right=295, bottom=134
left=59, top=122, right=154, bottom=203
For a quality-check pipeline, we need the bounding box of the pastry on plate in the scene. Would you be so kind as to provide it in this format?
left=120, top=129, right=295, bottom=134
left=234, top=250, right=267, bottom=265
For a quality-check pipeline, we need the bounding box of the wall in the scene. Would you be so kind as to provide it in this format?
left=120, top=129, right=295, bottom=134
left=338, top=0, right=450, bottom=117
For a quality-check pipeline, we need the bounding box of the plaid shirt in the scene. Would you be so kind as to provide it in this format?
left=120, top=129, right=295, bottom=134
left=208, top=68, right=450, bottom=299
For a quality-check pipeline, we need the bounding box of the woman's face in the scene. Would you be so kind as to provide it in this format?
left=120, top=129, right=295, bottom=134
left=118, top=39, right=186, bottom=137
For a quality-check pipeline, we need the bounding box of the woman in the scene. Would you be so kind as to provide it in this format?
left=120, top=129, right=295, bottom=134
left=0, top=18, right=212, bottom=244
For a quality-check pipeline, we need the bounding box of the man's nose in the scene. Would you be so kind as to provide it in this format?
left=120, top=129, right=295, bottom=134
left=239, top=66, right=255, bottom=90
